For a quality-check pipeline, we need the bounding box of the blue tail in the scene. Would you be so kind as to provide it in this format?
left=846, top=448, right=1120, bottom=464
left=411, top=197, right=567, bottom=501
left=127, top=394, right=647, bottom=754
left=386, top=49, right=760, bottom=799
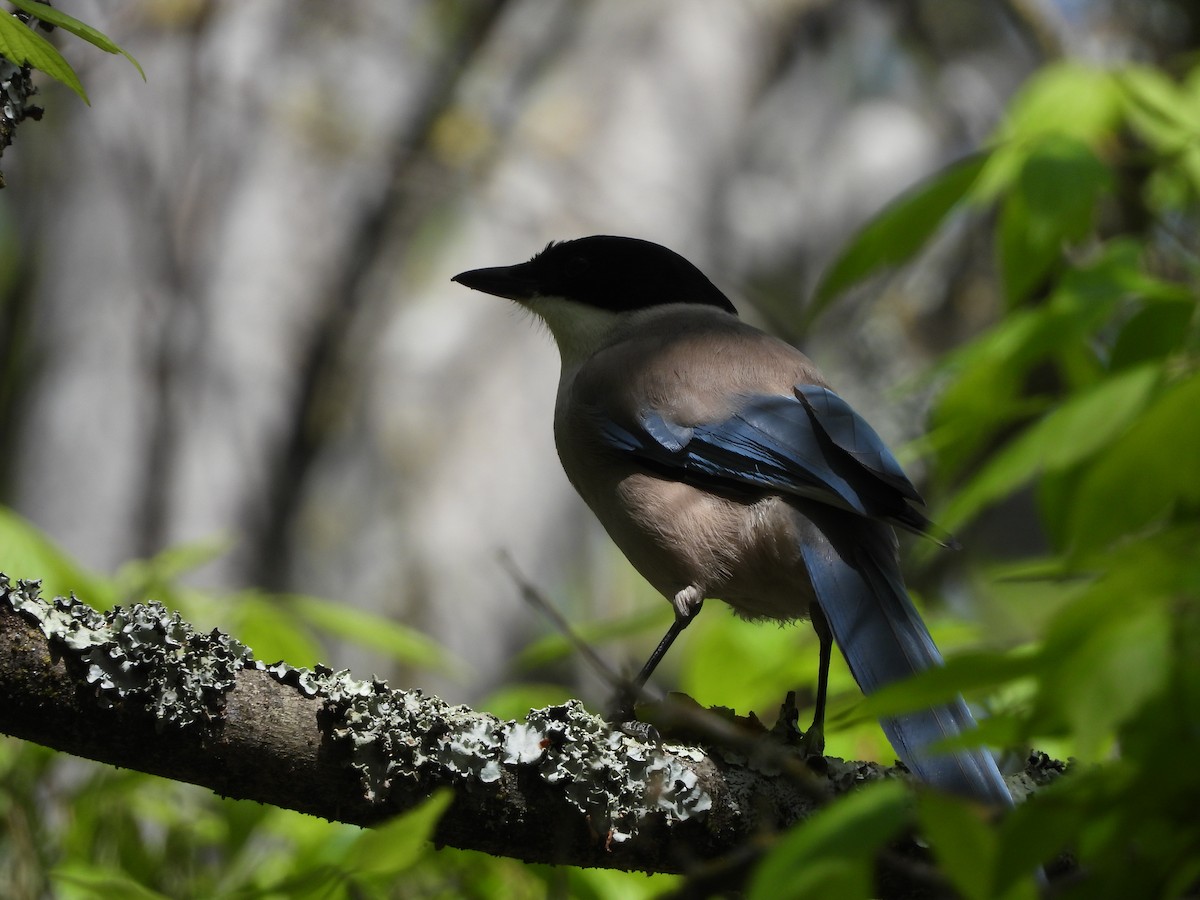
left=800, top=520, right=1013, bottom=807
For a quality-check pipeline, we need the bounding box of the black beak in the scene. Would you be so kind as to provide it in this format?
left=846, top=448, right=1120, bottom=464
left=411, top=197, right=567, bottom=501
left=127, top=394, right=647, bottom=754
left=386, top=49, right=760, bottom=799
left=451, top=263, right=540, bottom=302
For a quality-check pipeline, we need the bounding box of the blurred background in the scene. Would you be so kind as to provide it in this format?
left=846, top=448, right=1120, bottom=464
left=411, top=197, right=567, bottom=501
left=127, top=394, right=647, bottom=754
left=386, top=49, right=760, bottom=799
left=2, top=0, right=1193, bottom=695
left=2, top=1, right=1199, bottom=894
left=2, top=0, right=1196, bottom=714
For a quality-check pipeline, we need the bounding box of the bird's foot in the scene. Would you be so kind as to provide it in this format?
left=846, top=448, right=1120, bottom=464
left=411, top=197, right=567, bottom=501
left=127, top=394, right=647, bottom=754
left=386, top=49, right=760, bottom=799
left=615, top=719, right=661, bottom=744
left=797, top=723, right=825, bottom=759
left=605, top=684, right=639, bottom=725
left=671, top=585, right=704, bottom=620
left=605, top=688, right=663, bottom=744
left=774, top=691, right=825, bottom=758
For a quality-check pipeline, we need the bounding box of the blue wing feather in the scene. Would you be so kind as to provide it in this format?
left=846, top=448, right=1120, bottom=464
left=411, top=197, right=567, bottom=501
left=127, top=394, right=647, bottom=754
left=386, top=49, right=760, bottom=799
left=795, top=385, right=923, bottom=502
left=598, top=388, right=936, bottom=537
left=800, top=526, right=1013, bottom=806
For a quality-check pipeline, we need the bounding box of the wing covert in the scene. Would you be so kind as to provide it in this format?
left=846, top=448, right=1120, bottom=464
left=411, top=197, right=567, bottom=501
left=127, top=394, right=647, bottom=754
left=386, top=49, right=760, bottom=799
left=596, top=387, right=941, bottom=538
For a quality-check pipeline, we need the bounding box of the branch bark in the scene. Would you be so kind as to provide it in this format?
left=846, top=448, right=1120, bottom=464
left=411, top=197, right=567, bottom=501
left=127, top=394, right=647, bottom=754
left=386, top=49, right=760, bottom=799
left=0, top=57, right=42, bottom=188
left=0, top=574, right=1057, bottom=879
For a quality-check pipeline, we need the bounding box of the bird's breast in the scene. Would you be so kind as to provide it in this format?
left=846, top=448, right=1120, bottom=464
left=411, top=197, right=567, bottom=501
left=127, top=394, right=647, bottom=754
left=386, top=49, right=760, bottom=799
left=554, top=401, right=815, bottom=621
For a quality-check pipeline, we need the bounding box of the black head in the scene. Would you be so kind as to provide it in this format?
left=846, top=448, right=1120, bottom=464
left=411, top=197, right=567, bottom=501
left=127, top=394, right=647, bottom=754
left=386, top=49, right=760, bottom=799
left=451, top=235, right=738, bottom=315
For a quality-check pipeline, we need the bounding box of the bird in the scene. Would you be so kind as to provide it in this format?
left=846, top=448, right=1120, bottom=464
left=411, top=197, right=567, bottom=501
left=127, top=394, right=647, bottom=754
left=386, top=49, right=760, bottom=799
left=452, top=234, right=1013, bottom=807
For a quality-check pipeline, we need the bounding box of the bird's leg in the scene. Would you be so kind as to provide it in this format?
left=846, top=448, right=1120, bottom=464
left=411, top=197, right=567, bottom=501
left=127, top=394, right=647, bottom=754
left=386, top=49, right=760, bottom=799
left=800, top=602, right=833, bottom=758
left=607, top=586, right=704, bottom=722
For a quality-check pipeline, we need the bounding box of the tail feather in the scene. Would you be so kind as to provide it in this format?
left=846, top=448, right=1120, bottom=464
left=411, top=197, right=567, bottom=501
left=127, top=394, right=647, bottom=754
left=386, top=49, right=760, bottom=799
left=799, top=526, right=1013, bottom=808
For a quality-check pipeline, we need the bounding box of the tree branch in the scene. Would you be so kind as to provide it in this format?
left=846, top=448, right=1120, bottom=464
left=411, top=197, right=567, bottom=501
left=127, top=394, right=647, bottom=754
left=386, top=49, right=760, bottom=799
left=0, top=57, right=42, bottom=188
left=0, top=574, right=1058, bottom=877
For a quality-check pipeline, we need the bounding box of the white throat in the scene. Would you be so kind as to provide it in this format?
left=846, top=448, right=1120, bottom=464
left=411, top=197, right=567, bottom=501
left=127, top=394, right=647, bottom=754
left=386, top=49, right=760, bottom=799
left=523, top=295, right=623, bottom=371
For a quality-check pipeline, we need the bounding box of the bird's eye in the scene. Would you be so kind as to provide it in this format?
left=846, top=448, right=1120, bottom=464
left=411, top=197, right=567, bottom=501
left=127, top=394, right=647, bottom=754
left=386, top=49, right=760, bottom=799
left=565, top=254, right=590, bottom=277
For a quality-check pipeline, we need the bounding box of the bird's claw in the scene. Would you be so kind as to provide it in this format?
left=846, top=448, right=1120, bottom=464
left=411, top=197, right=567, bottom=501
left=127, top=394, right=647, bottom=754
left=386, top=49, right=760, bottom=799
left=797, top=724, right=825, bottom=759
left=616, top=720, right=661, bottom=744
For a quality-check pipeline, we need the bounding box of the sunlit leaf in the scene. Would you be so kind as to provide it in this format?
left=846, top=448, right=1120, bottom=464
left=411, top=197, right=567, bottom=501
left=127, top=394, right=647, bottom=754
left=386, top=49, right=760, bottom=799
left=114, top=536, right=231, bottom=604
left=1048, top=596, right=1170, bottom=758
left=682, top=605, right=826, bottom=712
left=7, top=0, right=145, bottom=78
left=564, top=867, right=680, bottom=899
left=1118, top=66, right=1200, bottom=155
left=998, top=63, right=1123, bottom=144
left=0, top=506, right=113, bottom=606
left=976, top=63, right=1122, bottom=201
left=227, top=594, right=324, bottom=667
left=291, top=594, right=455, bottom=673
left=1066, top=369, right=1200, bottom=553
left=928, top=239, right=1173, bottom=481
left=937, top=364, right=1159, bottom=534
left=927, top=307, right=1060, bottom=477
left=1030, top=535, right=1183, bottom=756
left=52, top=862, right=170, bottom=899
left=0, top=10, right=87, bottom=102
left=478, top=682, right=575, bottom=720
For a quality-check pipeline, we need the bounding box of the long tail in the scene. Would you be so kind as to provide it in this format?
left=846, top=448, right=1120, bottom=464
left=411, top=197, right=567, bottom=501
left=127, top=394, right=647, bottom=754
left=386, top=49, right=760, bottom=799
left=799, top=524, right=1013, bottom=807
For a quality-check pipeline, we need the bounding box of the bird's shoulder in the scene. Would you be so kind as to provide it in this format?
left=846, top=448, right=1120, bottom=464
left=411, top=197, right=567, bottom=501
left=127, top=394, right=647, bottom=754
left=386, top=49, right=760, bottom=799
left=574, top=306, right=827, bottom=425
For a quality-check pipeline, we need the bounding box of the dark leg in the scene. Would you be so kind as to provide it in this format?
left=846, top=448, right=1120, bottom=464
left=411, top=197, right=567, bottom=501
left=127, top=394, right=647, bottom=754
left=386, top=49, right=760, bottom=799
left=802, top=603, right=833, bottom=757
left=608, top=598, right=702, bottom=721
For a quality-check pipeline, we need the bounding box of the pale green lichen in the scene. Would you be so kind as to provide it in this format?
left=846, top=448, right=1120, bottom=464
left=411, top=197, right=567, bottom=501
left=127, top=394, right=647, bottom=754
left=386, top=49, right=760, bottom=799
left=3, top=574, right=712, bottom=840
left=315, top=688, right=713, bottom=841
left=3, top=575, right=253, bottom=730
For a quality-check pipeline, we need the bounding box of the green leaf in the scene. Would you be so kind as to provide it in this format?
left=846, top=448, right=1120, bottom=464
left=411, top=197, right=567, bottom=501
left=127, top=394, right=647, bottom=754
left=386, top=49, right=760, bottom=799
left=114, top=536, right=232, bottom=605
left=1030, top=536, right=1183, bottom=755
left=997, top=63, right=1124, bottom=145
left=1118, top=66, right=1200, bottom=156
left=227, top=593, right=324, bottom=667
left=748, top=780, right=911, bottom=900
left=0, top=10, right=87, bottom=102
left=7, top=0, right=144, bottom=78
left=7, top=0, right=145, bottom=79
left=290, top=593, right=455, bottom=673
left=928, top=239, right=1172, bottom=483
left=1108, top=300, right=1195, bottom=370
left=810, top=152, right=990, bottom=317
left=918, top=790, right=999, bottom=900
left=996, top=795, right=1087, bottom=891
left=0, top=506, right=114, bottom=606
left=1066, top=369, right=1200, bottom=553
left=756, top=859, right=869, bottom=900
left=52, top=862, right=171, bottom=900
left=859, top=649, right=1038, bottom=722
left=927, top=306, right=1060, bottom=477
left=682, top=604, right=831, bottom=711
left=341, top=789, right=454, bottom=878
left=1046, top=593, right=1170, bottom=758
left=478, top=682, right=575, bottom=720
left=973, top=64, right=1122, bottom=204
left=937, top=364, right=1160, bottom=535
left=997, top=135, right=1112, bottom=304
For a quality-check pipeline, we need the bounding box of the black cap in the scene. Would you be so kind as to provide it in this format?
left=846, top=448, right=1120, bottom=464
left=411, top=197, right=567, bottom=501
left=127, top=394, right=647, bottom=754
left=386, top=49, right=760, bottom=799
left=452, top=236, right=738, bottom=315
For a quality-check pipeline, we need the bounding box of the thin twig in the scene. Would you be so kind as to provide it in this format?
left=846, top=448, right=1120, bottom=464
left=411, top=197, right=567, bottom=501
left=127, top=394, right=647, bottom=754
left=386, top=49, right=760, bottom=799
left=496, top=549, right=629, bottom=695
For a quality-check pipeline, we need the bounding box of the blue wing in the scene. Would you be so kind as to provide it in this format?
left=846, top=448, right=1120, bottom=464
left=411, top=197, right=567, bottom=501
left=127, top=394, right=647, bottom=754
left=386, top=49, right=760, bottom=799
left=599, top=384, right=946, bottom=543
